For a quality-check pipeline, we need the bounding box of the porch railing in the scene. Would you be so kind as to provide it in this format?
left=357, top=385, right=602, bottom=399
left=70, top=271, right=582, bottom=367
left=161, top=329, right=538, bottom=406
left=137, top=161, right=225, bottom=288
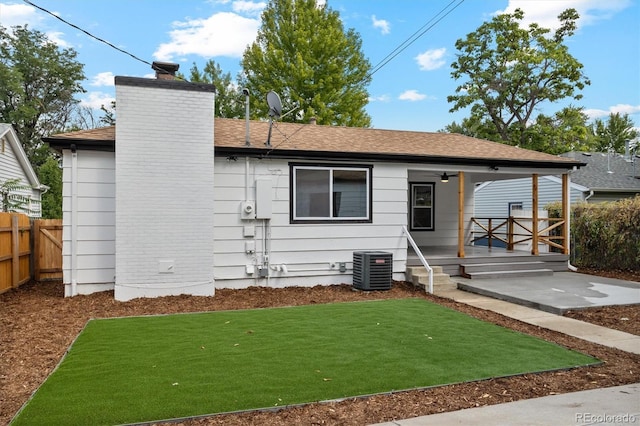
left=470, top=216, right=566, bottom=253
left=402, top=225, right=433, bottom=294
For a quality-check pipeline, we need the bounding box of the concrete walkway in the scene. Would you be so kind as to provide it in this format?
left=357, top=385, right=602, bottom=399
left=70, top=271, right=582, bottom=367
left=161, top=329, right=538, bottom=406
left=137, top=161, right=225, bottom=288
left=371, top=383, right=639, bottom=426
left=437, top=286, right=640, bottom=355
left=370, top=285, right=640, bottom=425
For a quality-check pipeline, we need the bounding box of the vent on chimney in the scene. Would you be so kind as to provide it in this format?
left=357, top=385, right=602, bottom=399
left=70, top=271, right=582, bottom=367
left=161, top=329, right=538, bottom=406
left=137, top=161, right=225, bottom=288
left=152, top=61, right=179, bottom=80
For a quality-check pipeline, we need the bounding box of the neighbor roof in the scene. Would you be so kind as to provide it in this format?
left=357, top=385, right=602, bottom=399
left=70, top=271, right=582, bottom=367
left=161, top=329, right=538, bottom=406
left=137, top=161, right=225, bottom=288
left=560, top=152, right=640, bottom=191
left=45, top=118, right=584, bottom=169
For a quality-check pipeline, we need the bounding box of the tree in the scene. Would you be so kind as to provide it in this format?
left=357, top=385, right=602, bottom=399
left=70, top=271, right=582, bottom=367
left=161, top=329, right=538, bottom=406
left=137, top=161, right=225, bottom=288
left=185, top=60, right=244, bottom=118
left=0, top=25, right=86, bottom=168
left=240, top=0, right=371, bottom=126
left=37, top=156, right=62, bottom=219
left=590, top=113, right=638, bottom=153
left=524, top=106, right=595, bottom=154
left=1, top=25, right=86, bottom=218
left=448, top=8, right=590, bottom=151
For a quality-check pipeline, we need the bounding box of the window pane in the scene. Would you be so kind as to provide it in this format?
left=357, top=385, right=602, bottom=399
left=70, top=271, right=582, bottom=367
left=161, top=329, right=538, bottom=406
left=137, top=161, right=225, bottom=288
left=333, top=170, right=367, bottom=217
left=413, top=185, right=432, bottom=207
left=413, top=208, right=432, bottom=229
left=295, top=169, right=330, bottom=217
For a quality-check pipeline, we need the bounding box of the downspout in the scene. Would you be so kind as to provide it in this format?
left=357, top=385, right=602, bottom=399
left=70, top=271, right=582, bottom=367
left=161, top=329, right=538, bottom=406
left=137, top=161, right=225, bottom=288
left=70, top=145, right=78, bottom=296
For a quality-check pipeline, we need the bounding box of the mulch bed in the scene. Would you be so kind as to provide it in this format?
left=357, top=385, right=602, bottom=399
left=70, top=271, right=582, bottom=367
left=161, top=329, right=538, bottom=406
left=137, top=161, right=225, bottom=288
left=1, top=274, right=638, bottom=425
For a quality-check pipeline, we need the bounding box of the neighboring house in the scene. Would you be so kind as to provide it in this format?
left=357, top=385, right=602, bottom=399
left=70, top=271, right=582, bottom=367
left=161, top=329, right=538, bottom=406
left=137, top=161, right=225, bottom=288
left=0, top=124, right=47, bottom=217
left=475, top=151, right=640, bottom=219
left=44, top=62, right=583, bottom=301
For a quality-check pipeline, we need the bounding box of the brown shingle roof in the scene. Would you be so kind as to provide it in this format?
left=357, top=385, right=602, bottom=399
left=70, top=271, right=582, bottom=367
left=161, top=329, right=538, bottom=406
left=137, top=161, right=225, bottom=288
left=44, top=118, right=582, bottom=168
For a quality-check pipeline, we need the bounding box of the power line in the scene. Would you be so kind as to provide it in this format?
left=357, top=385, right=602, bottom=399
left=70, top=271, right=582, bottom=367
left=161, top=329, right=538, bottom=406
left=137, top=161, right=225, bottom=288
left=368, top=0, right=466, bottom=78
left=22, top=0, right=152, bottom=68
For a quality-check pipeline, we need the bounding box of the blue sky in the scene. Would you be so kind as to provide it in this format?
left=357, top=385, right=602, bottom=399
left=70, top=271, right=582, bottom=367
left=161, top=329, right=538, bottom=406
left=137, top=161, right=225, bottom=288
left=1, top=0, right=639, bottom=132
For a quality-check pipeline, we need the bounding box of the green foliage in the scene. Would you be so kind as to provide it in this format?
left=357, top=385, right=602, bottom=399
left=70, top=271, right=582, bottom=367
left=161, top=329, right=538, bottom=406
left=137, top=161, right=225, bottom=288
left=184, top=60, right=244, bottom=118
left=448, top=8, right=590, bottom=152
left=0, top=178, right=30, bottom=213
left=571, top=197, right=640, bottom=270
left=0, top=25, right=86, bottom=169
left=38, top=156, right=62, bottom=219
left=590, top=113, right=638, bottom=153
left=547, top=197, right=640, bottom=270
left=240, top=0, right=372, bottom=126
left=525, top=106, right=596, bottom=154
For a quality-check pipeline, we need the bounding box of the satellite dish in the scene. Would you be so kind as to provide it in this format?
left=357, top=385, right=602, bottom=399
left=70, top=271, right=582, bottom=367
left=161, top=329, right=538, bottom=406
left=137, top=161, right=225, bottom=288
left=266, top=91, right=282, bottom=118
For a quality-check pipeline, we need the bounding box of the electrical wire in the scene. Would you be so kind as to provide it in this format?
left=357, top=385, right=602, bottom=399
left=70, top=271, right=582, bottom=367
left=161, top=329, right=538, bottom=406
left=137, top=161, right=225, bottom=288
left=368, top=0, right=466, bottom=78
left=22, top=0, right=152, bottom=68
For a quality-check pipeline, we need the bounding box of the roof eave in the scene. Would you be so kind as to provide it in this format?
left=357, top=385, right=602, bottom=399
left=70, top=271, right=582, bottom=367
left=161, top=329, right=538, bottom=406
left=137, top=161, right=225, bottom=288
left=44, top=137, right=116, bottom=153
left=214, top=146, right=584, bottom=170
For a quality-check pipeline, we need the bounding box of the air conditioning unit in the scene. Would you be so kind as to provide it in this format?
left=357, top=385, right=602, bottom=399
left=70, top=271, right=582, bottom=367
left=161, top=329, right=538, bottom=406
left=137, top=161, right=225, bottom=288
left=352, top=251, right=393, bottom=291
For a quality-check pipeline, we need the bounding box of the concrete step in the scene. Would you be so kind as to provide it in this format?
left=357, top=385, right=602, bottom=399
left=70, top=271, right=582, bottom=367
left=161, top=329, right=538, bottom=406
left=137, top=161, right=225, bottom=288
left=406, top=266, right=453, bottom=288
left=461, top=261, right=547, bottom=274
left=462, top=269, right=554, bottom=280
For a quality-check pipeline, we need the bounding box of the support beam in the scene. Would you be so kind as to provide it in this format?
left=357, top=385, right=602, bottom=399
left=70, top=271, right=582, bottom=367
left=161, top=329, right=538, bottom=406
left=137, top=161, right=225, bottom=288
left=458, top=171, right=465, bottom=258
left=562, top=173, right=570, bottom=255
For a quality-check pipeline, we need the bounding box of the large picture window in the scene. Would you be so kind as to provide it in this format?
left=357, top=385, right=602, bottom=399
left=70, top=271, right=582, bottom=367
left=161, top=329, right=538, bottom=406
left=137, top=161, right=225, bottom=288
left=410, top=182, right=434, bottom=231
left=291, top=164, right=372, bottom=223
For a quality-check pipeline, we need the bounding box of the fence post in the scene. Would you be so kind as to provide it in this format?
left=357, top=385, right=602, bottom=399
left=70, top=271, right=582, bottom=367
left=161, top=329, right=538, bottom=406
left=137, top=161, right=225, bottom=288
left=33, top=219, right=40, bottom=282
left=12, top=214, right=19, bottom=288
left=507, top=217, right=514, bottom=250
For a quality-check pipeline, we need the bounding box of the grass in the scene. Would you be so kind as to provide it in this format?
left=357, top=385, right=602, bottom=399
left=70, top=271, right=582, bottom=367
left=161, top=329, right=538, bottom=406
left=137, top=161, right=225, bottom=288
left=11, top=298, right=598, bottom=425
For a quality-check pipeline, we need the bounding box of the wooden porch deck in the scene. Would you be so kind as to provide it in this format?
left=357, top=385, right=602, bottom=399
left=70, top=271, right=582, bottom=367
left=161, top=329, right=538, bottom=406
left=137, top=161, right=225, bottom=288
left=407, top=245, right=569, bottom=277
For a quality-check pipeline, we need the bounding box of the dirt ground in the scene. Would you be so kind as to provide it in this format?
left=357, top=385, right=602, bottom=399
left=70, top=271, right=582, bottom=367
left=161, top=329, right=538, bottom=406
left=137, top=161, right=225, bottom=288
left=1, top=270, right=639, bottom=426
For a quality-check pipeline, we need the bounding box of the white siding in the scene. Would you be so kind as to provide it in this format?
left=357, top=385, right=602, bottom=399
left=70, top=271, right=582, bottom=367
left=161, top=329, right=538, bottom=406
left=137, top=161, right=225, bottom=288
left=213, top=158, right=408, bottom=288
left=407, top=170, right=474, bottom=247
left=114, top=80, right=215, bottom=301
left=61, top=150, right=115, bottom=295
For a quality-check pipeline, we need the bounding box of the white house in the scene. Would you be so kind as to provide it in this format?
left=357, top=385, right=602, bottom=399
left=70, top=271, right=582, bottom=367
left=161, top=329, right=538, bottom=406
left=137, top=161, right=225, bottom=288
left=45, top=62, right=584, bottom=301
left=0, top=123, right=47, bottom=217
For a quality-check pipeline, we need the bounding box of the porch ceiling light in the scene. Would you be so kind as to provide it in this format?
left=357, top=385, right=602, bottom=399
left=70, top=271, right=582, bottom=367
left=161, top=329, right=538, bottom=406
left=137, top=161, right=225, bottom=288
left=441, top=173, right=449, bottom=183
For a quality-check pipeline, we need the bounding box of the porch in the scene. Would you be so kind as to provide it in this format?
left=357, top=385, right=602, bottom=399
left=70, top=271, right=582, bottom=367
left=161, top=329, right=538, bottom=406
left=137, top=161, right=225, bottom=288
left=407, top=245, right=569, bottom=278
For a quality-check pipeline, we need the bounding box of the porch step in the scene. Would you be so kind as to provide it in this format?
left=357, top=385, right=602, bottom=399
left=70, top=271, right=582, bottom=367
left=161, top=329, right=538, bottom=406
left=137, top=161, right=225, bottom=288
left=461, top=261, right=554, bottom=280
left=406, top=266, right=454, bottom=290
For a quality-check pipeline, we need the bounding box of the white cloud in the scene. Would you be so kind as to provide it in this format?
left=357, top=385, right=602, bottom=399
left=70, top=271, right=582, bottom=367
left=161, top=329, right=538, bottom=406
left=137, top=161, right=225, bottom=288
left=496, top=0, right=632, bottom=31
left=0, top=3, right=42, bottom=27
left=80, top=92, right=115, bottom=110
left=369, top=94, right=391, bottom=102
left=398, top=90, right=427, bottom=101
left=232, top=1, right=266, bottom=16
left=0, top=3, right=72, bottom=47
left=372, top=15, right=390, bottom=35
left=45, top=31, right=71, bottom=48
left=584, top=104, right=640, bottom=120
left=153, top=12, right=261, bottom=61
left=415, top=48, right=446, bottom=71
left=90, top=72, right=115, bottom=87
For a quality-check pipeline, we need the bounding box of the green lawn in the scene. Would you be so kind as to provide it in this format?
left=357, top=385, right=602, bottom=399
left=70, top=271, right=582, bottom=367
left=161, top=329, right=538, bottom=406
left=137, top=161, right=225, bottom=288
left=11, top=298, right=598, bottom=425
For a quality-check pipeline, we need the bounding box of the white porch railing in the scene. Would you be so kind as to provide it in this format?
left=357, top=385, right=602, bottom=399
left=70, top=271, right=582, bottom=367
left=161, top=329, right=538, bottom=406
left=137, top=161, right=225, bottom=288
left=402, top=226, right=433, bottom=294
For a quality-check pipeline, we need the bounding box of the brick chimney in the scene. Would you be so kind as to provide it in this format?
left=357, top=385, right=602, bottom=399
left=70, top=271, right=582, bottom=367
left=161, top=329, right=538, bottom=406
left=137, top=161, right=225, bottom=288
left=152, top=61, right=179, bottom=80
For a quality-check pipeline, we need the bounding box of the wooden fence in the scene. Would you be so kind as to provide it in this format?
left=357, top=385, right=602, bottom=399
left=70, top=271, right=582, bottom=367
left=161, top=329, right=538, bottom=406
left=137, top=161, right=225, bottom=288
left=0, top=212, right=62, bottom=294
